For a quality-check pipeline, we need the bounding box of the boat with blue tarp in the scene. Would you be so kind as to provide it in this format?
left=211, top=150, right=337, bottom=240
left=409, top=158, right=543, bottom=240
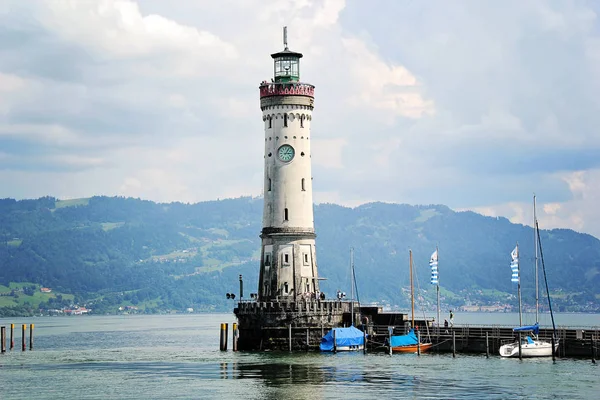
left=320, top=326, right=365, bottom=352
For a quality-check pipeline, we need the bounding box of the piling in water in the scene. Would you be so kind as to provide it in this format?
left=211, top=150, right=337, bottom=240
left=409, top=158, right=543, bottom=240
left=591, top=337, right=595, bottom=364
left=417, top=330, right=421, bottom=356
left=1, top=326, right=5, bottom=353
left=10, top=323, right=14, bottom=350
left=485, top=332, right=489, bottom=358
left=452, top=331, right=456, bottom=358
left=232, top=323, right=238, bottom=352
left=21, top=324, right=26, bottom=351
left=29, top=323, right=34, bottom=350
left=518, top=332, right=522, bottom=360
left=333, top=328, right=337, bottom=353
left=219, top=323, right=228, bottom=351
left=288, top=324, right=292, bottom=352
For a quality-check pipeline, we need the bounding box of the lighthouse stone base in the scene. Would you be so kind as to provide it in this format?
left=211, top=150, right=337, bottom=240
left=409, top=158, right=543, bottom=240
left=234, top=299, right=359, bottom=351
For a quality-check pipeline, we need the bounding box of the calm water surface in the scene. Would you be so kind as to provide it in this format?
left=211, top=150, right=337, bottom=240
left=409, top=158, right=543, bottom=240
left=0, top=313, right=598, bottom=399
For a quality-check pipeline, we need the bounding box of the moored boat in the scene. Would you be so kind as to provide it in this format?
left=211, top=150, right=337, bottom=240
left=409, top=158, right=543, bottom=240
left=499, top=323, right=559, bottom=357
left=499, top=195, right=559, bottom=358
left=389, top=250, right=433, bottom=353
left=320, top=326, right=365, bottom=352
left=390, top=328, right=433, bottom=353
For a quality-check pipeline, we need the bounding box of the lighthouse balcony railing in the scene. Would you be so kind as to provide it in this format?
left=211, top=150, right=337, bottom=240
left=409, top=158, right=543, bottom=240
left=259, top=81, right=315, bottom=98
left=235, top=298, right=354, bottom=315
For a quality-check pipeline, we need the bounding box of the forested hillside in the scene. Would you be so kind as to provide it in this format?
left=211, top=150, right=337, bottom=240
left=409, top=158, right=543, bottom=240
left=1, top=196, right=598, bottom=316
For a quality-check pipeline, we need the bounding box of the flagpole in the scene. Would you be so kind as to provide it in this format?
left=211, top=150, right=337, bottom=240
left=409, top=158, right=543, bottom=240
left=410, top=249, right=414, bottom=329
left=436, top=245, right=440, bottom=328
left=534, top=194, right=539, bottom=324
left=350, top=247, right=354, bottom=327
left=517, top=243, right=522, bottom=326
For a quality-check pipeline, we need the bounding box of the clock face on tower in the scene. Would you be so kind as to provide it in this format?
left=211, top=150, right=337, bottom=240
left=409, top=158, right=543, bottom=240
left=278, top=144, right=295, bottom=162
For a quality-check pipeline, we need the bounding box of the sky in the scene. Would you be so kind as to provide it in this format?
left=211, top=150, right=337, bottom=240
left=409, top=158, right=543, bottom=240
left=1, top=0, right=599, bottom=238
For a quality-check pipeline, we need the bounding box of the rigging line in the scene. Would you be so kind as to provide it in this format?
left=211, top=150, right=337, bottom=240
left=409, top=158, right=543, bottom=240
left=352, top=258, right=360, bottom=307
left=536, top=220, right=557, bottom=337
left=352, top=252, right=360, bottom=306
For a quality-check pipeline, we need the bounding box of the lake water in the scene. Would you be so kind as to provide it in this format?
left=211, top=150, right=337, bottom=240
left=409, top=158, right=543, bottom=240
left=0, top=313, right=598, bottom=399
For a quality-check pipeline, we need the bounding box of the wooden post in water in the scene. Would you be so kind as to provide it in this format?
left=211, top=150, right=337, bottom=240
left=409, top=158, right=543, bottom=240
left=591, top=337, right=595, bottom=364
left=29, top=323, right=34, bottom=350
left=363, top=329, right=367, bottom=354
left=518, top=332, right=522, bottom=360
left=21, top=324, right=26, bottom=351
left=288, top=324, right=292, bottom=352
left=551, top=335, right=556, bottom=362
left=417, top=330, right=421, bottom=356
left=1, top=326, right=5, bottom=353
left=232, top=323, right=238, bottom=352
left=219, top=323, right=228, bottom=351
left=333, top=328, right=337, bottom=353
left=10, top=323, right=14, bottom=350
left=485, top=332, right=489, bottom=358
left=452, top=331, right=456, bottom=358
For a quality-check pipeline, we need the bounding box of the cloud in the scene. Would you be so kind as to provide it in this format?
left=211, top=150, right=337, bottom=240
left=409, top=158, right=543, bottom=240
left=0, top=0, right=599, bottom=239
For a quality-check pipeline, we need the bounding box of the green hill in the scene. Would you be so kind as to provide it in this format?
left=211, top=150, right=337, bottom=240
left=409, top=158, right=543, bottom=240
left=0, top=196, right=598, bottom=316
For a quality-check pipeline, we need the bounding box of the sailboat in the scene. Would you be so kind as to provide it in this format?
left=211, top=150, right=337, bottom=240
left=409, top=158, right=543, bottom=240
left=320, top=248, right=366, bottom=352
left=499, top=196, right=559, bottom=358
left=389, top=250, right=433, bottom=353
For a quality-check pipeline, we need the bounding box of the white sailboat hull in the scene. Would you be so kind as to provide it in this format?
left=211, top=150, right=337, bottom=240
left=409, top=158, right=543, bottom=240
left=499, top=339, right=559, bottom=358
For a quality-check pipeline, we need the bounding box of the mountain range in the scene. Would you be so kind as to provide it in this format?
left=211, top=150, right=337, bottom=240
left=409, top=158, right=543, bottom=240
left=0, top=196, right=598, bottom=316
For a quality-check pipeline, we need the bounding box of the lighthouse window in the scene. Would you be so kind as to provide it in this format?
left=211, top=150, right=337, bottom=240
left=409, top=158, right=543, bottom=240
left=300, top=116, right=304, bottom=128
left=268, top=117, right=272, bottom=128
left=284, top=113, right=288, bottom=127
left=284, top=208, right=289, bottom=221
left=304, top=253, right=309, bottom=264
left=268, top=178, right=272, bottom=191
left=265, top=254, right=271, bottom=266
left=284, top=282, right=289, bottom=294
left=301, top=178, right=305, bottom=191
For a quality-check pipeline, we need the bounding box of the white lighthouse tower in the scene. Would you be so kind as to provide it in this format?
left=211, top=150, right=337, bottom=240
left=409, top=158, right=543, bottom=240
left=234, top=29, right=360, bottom=350
left=257, top=27, right=319, bottom=302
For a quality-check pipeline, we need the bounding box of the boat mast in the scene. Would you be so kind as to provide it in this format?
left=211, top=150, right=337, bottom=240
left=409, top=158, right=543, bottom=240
left=517, top=243, right=522, bottom=326
left=410, top=249, right=414, bottom=328
left=436, top=245, right=440, bottom=328
left=534, top=194, right=539, bottom=324
left=350, top=247, right=354, bottom=326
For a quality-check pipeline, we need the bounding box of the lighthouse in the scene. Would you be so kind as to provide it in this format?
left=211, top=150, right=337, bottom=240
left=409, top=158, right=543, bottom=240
left=257, top=27, right=318, bottom=302
left=234, top=28, right=356, bottom=351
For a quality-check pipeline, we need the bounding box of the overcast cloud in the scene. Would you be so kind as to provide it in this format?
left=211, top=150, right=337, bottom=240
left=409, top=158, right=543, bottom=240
left=1, top=0, right=599, bottom=238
